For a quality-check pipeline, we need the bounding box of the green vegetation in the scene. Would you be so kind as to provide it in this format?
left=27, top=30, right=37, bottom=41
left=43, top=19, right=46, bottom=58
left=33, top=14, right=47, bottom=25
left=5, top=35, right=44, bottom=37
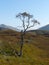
left=0, top=30, right=49, bottom=65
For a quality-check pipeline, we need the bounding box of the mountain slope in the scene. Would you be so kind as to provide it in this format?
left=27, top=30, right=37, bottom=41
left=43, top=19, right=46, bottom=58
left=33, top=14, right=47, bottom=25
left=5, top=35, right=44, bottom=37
left=0, top=30, right=49, bottom=65
left=39, top=24, right=49, bottom=31
left=0, top=24, right=19, bottom=31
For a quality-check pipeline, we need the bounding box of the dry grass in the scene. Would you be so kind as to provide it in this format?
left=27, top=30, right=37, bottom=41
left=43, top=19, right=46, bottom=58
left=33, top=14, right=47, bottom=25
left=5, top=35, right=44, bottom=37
left=0, top=29, right=49, bottom=65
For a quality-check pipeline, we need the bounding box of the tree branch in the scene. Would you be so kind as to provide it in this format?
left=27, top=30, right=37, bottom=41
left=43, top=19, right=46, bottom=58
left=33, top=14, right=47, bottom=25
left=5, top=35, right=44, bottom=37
left=24, top=23, right=35, bottom=34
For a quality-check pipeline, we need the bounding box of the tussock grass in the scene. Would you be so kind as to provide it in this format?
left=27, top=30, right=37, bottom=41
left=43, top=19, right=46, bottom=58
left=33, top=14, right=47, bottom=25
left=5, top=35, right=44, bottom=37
left=0, top=30, right=49, bottom=65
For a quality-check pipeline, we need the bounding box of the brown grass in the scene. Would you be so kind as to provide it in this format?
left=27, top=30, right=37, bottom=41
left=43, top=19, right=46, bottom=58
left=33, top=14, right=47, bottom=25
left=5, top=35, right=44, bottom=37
left=0, top=29, right=49, bottom=65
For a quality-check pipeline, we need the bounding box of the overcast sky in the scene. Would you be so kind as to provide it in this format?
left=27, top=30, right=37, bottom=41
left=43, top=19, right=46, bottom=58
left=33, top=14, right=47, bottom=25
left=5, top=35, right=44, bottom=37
left=0, top=0, right=49, bottom=29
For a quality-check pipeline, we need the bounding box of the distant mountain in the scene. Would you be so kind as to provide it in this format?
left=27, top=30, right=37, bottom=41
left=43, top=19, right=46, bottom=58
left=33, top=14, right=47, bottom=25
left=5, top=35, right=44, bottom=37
left=39, top=24, right=49, bottom=31
left=27, top=24, right=49, bottom=35
left=0, top=24, right=19, bottom=31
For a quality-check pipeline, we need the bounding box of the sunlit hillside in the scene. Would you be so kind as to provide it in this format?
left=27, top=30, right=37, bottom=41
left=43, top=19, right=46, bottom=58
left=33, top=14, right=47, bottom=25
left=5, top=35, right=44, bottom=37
left=0, top=29, right=49, bottom=65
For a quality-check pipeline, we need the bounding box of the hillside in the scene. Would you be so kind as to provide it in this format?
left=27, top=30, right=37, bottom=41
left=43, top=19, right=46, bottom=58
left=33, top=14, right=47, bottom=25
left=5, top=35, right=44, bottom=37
left=39, top=24, right=49, bottom=31
left=0, top=24, right=19, bottom=31
left=0, top=29, right=49, bottom=65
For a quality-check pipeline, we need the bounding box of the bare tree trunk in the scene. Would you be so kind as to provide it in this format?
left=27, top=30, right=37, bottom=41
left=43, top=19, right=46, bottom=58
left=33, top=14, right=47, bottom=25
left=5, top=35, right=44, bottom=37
left=18, top=30, right=24, bottom=57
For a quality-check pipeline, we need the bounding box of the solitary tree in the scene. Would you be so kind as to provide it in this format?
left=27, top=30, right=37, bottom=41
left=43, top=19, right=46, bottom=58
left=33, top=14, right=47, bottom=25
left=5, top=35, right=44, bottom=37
left=16, top=12, right=40, bottom=57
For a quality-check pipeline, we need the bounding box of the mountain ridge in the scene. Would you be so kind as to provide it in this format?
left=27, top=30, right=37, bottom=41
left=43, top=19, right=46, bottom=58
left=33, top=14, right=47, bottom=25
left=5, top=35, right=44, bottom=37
left=0, top=24, right=19, bottom=31
left=38, top=24, right=49, bottom=31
